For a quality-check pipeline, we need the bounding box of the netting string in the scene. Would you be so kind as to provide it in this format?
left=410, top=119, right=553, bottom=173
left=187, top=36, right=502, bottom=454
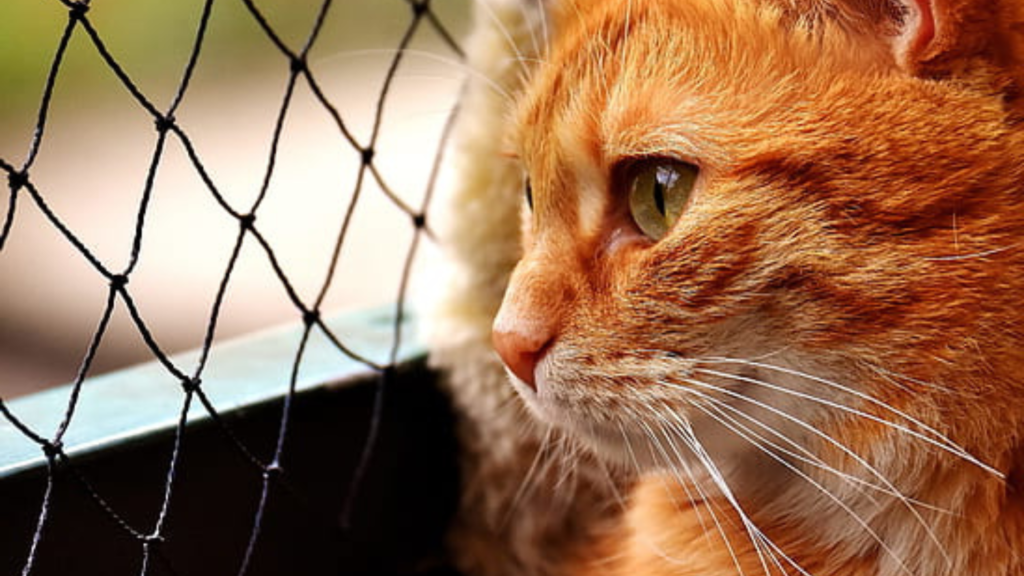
left=0, top=0, right=466, bottom=574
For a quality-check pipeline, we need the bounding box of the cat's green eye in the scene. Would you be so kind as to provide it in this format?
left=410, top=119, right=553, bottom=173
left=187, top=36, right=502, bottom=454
left=627, top=161, right=698, bottom=240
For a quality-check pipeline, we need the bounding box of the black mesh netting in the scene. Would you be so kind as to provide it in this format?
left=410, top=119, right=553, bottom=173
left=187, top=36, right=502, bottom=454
left=0, top=0, right=467, bottom=574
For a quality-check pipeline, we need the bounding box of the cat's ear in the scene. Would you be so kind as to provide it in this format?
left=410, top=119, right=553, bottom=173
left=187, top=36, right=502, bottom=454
left=838, top=0, right=1023, bottom=78
left=883, top=0, right=1023, bottom=77
left=830, top=0, right=1024, bottom=109
left=887, top=0, right=939, bottom=69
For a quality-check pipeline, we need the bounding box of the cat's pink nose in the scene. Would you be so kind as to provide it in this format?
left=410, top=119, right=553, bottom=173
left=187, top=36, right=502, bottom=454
left=492, top=256, right=571, bottom=391
left=492, top=322, right=551, bottom=390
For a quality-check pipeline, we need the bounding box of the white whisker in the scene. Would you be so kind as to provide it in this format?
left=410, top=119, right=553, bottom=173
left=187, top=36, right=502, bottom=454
left=924, top=242, right=1018, bottom=261
left=551, top=435, right=582, bottom=498
left=590, top=454, right=633, bottom=524
left=501, top=423, right=556, bottom=527
left=666, top=413, right=807, bottom=576
left=665, top=375, right=953, bottom=568
left=688, top=387, right=887, bottom=505
left=318, top=47, right=514, bottom=102
left=618, top=421, right=645, bottom=477
left=647, top=410, right=751, bottom=576
left=630, top=418, right=706, bottom=568
left=536, top=0, right=550, bottom=53
left=468, top=0, right=538, bottom=80
left=866, top=363, right=961, bottom=396
left=510, top=0, right=544, bottom=62
left=687, top=394, right=918, bottom=576
left=700, top=358, right=1002, bottom=478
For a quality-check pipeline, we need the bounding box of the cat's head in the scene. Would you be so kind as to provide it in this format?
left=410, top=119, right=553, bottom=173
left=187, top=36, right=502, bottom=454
left=492, top=0, right=1024, bottom=483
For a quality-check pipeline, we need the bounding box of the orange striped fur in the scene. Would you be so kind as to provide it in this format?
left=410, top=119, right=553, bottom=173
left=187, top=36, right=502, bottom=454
left=489, top=0, right=1024, bottom=574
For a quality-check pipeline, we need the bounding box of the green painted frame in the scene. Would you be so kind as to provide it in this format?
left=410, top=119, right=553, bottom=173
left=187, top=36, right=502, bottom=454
left=0, top=308, right=461, bottom=576
left=0, top=308, right=423, bottom=479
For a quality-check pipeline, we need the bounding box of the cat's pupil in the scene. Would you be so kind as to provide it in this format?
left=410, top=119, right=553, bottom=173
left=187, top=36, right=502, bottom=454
left=525, top=179, right=534, bottom=210
left=653, top=178, right=666, bottom=217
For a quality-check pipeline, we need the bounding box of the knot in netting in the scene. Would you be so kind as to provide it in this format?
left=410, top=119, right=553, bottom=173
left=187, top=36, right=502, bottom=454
left=181, top=377, right=201, bottom=394
left=154, top=114, right=175, bottom=134
left=360, top=147, right=375, bottom=165
left=7, top=170, right=28, bottom=193
left=264, top=461, right=283, bottom=480
left=109, top=274, right=129, bottom=290
left=289, top=57, right=306, bottom=74
left=41, top=440, right=63, bottom=459
left=302, top=309, right=320, bottom=327
left=411, top=212, right=426, bottom=230
left=239, top=213, right=256, bottom=231
left=410, top=0, right=428, bottom=17
left=68, top=1, right=90, bottom=20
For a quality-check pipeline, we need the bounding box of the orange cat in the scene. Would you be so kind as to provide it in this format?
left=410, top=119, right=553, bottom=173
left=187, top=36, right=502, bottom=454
left=487, top=0, right=1024, bottom=574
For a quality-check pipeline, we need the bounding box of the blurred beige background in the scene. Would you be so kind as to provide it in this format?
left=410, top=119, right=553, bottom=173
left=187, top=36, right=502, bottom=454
left=0, top=0, right=470, bottom=397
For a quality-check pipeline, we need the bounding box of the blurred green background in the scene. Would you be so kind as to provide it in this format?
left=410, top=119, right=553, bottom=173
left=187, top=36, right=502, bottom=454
left=1, top=0, right=469, bottom=139
left=0, top=1, right=454, bottom=108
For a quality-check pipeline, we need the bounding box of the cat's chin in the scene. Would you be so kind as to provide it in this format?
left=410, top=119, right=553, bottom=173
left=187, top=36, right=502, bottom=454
left=512, top=374, right=772, bottom=484
left=553, top=415, right=724, bottom=480
left=509, top=369, right=696, bottom=473
left=572, top=424, right=671, bottom=471
left=507, top=369, right=565, bottom=424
